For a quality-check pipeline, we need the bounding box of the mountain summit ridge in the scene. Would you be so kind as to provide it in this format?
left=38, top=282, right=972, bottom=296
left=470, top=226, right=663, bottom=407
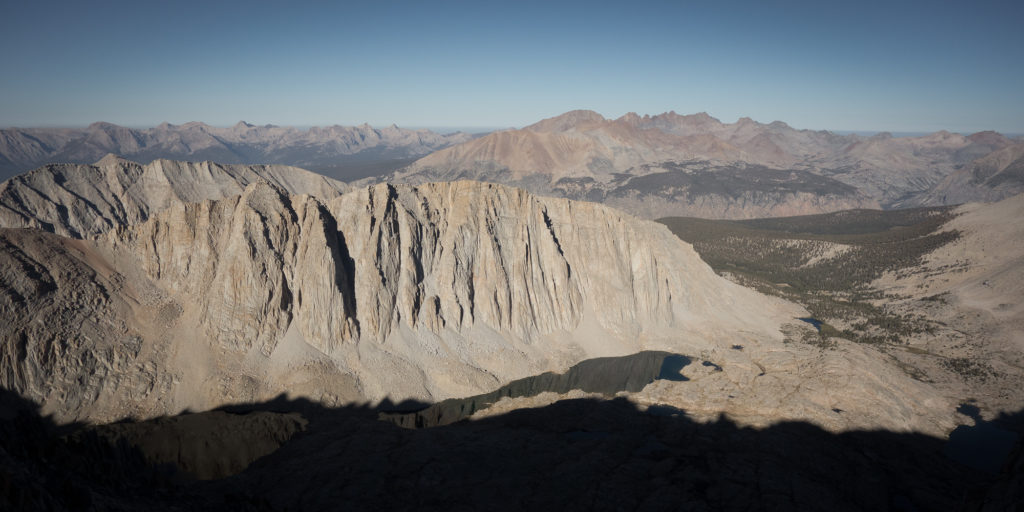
left=385, top=109, right=1023, bottom=218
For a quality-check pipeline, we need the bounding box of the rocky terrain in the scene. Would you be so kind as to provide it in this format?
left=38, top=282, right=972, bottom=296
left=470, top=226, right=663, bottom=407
left=659, top=196, right=1024, bottom=434
left=3, top=174, right=840, bottom=424
left=0, top=121, right=473, bottom=182
left=384, top=110, right=1023, bottom=219
left=872, top=193, right=1024, bottom=419
left=1, top=157, right=1021, bottom=510
left=0, top=160, right=980, bottom=443
left=0, top=155, right=349, bottom=238
left=916, top=141, right=1024, bottom=206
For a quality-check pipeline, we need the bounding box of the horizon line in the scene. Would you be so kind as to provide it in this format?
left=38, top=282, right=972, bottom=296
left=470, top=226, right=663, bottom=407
left=1, top=118, right=1021, bottom=138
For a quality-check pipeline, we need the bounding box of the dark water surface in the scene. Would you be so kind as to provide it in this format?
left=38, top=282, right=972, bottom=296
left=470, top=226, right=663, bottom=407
left=943, top=402, right=1019, bottom=473
left=798, top=317, right=823, bottom=331
left=381, top=351, right=691, bottom=428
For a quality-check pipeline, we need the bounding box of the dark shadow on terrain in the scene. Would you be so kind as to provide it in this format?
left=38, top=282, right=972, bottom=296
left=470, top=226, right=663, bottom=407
left=946, top=404, right=1023, bottom=474
left=2, top=387, right=1022, bottom=511
left=380, top=351, right=691, bottom=428
left=0, top=389, right=203, bottom=510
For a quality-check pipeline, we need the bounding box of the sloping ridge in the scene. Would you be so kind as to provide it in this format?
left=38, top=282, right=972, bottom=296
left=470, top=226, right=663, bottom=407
left=0, top=155, right=349, bottom=238
left=919, top=141, right=1024, bottom=205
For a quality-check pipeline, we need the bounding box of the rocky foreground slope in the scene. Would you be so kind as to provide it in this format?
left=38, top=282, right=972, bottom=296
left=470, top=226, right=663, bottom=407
left=871, top=193, right=1024, bottom=417
left=385, top=110, right=1023, bottom=219
left=0, top=175, right=959, bottom=436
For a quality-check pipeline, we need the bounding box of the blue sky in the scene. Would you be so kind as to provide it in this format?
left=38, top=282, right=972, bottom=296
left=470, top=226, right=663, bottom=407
left=1, top=0, right=1022, bottom=133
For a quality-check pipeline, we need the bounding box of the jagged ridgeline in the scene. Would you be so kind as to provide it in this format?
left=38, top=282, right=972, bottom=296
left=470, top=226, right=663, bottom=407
left=1, top=166, right=805, bottom=423
left=0, top=155, right=350, bottom=238
left=0, top=121, right=474, bottom=182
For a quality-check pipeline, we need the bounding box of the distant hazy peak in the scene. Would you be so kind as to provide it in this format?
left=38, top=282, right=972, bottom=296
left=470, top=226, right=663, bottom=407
left=94, top=153, right=133, bottom=166
left=86, top=121, right=118, bottom=130
left=525, top=109, right=607, bottom=132
left=617, top=112, right=643, bottom=124
left=0, top=121, right=474, bottom=181
left=967, top=130, right=1010, bottom=144
left=652, top=111, right=719, bottom=123
left=175, top=121, right=211, bottom=131
left=615, top=110, right=726, bottom=133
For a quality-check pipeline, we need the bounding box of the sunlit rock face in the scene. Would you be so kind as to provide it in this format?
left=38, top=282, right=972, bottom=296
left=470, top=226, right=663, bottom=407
left=1, top=173, right=963, bottom=438
left=0, top=155, right=349, bottom=238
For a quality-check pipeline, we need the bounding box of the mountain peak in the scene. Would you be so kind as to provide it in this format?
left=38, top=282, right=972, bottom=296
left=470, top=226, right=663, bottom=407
left=647, top=111, right=722, bottom=127
left=967, top=130, right=1010, bottom=146
left=180, top=121, right=212, bottom=130
left=87, top=121, right=119, bottom=131
left=94, top=153, right=131, bottom=167
left=525, top=110, right=607, bottom=132
left=618, top=112, right=643, bottom=125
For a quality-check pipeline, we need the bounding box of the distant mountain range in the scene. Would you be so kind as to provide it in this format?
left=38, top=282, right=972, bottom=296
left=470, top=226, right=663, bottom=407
left=5, top=112, right=1023, bottom=220
left=0, top=121, right=474, bottom=182
left=384, top=110, right=1024, bottom=219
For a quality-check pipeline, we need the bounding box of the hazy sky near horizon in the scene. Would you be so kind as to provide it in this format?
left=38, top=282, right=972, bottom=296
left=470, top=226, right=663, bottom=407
left=1, top=0, right=1022, bottom=133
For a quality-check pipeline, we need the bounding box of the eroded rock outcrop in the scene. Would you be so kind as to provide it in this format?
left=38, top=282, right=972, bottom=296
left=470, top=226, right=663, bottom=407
left=0, top=228, right=176, bottom=421
left=0, top=155, right=348, bottom=238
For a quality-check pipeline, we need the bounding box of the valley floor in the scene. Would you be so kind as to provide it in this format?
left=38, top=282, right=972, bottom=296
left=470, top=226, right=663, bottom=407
left=659, top=197, right=1024, bottom=431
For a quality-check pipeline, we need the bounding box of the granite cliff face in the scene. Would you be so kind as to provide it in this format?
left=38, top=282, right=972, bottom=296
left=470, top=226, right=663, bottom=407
left=89, top=180, right=805, bottom=412
left=0, top=155, right=348, bottom=238
left=385, top=110, right=1017, bottom=218
left=0, top=175, right=960, bottom=435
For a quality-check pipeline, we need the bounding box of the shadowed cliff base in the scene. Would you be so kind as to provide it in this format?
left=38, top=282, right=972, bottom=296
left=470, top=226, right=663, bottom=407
left=379, top=351, right=692, bottom=428
left=2, top=388, right=1022, bottom=511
